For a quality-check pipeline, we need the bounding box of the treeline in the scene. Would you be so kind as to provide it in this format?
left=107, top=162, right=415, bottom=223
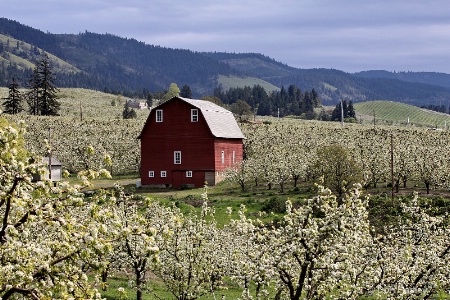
left=213, top=84, right=321, bottom=118
left=419, top=104, right=450, bottom=114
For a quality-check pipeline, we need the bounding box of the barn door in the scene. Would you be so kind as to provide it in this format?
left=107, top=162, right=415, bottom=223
left=172, top=171, right=182, bottom=188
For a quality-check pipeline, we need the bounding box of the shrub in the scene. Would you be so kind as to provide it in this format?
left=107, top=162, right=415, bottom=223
left=262, top=197, right=286, bottom=213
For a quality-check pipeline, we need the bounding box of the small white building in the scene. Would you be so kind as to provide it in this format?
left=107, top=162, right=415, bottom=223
left=33, top=156, right=62, bottom=182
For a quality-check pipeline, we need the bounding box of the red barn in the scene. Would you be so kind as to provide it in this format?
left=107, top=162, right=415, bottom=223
left=138, top=96, right=245, bottom=188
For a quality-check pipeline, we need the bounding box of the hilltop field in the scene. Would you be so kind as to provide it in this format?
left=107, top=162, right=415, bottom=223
left=2, top=87, right=450, bottom=127
left=353, top=100, right=450, bottom=128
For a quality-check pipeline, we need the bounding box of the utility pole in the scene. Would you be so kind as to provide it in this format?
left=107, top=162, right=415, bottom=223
left=80, top=100, right=83, bottom=121
left=373, top=110, right=376, bottom=128
left=340, top=98, right=344, bottom=127
left=48, top=128, right=52, bottom=180
left=390, top=133, right=394, bottom=200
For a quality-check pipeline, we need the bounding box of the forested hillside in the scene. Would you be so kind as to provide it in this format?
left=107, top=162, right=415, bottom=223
left=0, top=18, right=237, bottom=96
left=206, top=52, right=450, bottom=106
left=354, top=70, right=450, bottom=89
left=2, top=17, right=450, bottom=107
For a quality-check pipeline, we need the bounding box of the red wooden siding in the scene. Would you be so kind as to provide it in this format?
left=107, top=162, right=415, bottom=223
left=213, top=139, right=244, bottom=184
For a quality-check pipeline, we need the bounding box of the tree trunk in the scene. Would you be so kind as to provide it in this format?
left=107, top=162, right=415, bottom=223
left=239, top=180, right=245, bottom=192
left=135, top=268, right=143, bottom=300
left=425, top=180, right=430, bottom=194
left=274, top=289, right=283, bottom=300
left=101, top=269, right=108, bottom=291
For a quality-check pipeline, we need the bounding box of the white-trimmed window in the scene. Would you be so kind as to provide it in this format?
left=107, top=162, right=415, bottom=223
left=160, top=171, right=167, bottom=177
left=174, top=151, right=181, bottom=164
left=186, top=171, right=193, bottom=178
left=148, top=171, right=155, bottom=177
left=156, top=109, right=163, bottom=122
left=191, top=109, right=198, bottom=122
left=232, top=151, right=236, bottom=164
left=221, top=151, right=225, bottom=164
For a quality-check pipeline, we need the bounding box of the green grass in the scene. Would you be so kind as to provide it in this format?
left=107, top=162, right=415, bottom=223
left=354, top=100, right=450, bottom=128
left=0, top=87, right=150, bottom=120
left=322, top=82, right=338, bottom=91
left=100, top=274, right=252, bottom=300
left=217, top=75, right=280, bottom=92
left=128, top=180, right=318, bottom=227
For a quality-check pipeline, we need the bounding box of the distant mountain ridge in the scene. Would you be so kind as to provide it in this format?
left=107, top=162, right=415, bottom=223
left=354, top=70, right=450, bottom=89
left=1, top=17, right=450, bottom=107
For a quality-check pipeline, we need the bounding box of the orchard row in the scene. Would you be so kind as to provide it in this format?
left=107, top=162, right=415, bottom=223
left=4, top=113, right=450, bottom=196
left=235, top=120, right=450, bottom=194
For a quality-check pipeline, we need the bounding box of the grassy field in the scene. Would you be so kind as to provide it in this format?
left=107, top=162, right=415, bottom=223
left=0, top=87, right=150, bottom=120
left=217, top=74, right=280, bottom=92
left=101, top=275, right=246, bottom=300
left=0, top=33, right=80, bottom=73
left=2, top=87, right=450, bottom=129
left=354, top=100, right=450, bottom=128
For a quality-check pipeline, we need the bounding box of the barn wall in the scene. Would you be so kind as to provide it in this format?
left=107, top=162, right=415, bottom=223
left=214, top=138, right=244, bottom=184
left=140, top=99, right=215, bottom=187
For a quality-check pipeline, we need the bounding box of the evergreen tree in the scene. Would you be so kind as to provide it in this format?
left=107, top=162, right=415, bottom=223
left=26, top=67, right=40, bottom=115
left=122, top=101, right=137, bottom=119
left=37, top=54, right=60, bottom=115
left=28, top=54, right=60, bottom=116
left=331, top=100, right=356, bottom=122
left=180, top=84, right=192, bottom=98
left=331, top=101, right=343, bottom=121
left=2, top=77, right=23, bottom=114
left=347, top=101, right=356, bottom=118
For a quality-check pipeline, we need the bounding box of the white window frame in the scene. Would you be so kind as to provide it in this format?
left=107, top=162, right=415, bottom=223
left=160, top=171, right=167, bottom=177
left=186, top=171, right=193, bottom=178
left=174, top=151, right=181, bottom=164
left=148, top=171, right=155, bottom=177
left=221, top=151, right=225, bottom=164
left=191, top=109, right=198, bottom=122
left=156, top=109, right=163, bottom=122
left=232, top=151, right=236, bottom=164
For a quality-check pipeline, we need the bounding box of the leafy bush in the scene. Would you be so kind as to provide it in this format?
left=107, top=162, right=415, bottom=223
left=262, top=196, right=286, bottom=213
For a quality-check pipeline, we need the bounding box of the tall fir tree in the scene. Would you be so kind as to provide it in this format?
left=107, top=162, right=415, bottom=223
left=331, top=100, right=356, bottom=122
left=180, top=84, right=192, bottom=98
left=2, top=78, right=23, bottom=114
left=27, top=54, right=60, bottom=116
left=27, top=67, right=40, bottom=115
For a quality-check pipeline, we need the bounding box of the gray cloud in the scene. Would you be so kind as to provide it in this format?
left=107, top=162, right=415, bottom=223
left=4, top=0, right=450, bottom=73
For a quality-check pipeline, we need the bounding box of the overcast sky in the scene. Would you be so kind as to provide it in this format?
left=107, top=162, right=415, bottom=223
left=4, top=0, right=450, bottom=73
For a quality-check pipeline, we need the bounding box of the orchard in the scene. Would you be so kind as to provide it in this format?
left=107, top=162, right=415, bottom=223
left=1, top=112, right=450, bottom=299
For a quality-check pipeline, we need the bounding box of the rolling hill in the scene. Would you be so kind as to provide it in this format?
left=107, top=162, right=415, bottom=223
left=2, top=17, right=450, bottom=108
left=354, top=100, right=450, bottom=128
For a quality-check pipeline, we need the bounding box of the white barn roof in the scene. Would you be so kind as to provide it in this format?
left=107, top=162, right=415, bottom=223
left=179, top=97, right=245, bottom=139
